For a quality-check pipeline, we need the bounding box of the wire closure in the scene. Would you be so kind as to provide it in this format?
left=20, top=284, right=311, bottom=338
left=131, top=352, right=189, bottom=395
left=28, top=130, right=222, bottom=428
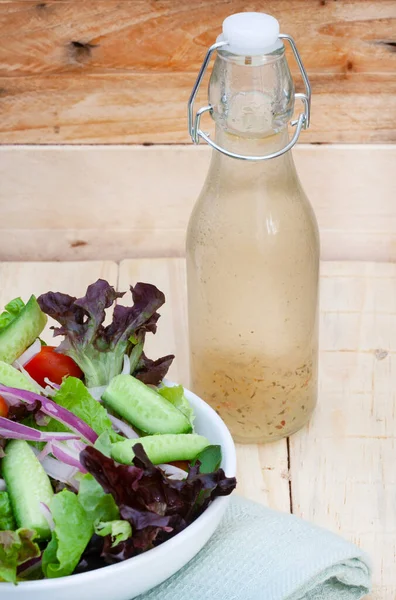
left=187, top=35, right=311, bottom=161
left=188, top=40, right=228, bottom=144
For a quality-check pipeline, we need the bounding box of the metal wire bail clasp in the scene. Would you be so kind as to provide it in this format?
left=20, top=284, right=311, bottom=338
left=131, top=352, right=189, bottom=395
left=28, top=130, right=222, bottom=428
left=187, top=35, right=311, bottom=161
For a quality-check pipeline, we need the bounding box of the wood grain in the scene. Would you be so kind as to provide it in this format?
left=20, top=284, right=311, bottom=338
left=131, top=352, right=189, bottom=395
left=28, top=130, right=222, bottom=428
left=0, top=260, right=119, bottom=343
left=290, top=261, right=396, bottom=600
left=118, top=258, right=291, bottom=511
left=0, top=144, right=395, bottom=262
left=0, top=0, right=395, bottom=143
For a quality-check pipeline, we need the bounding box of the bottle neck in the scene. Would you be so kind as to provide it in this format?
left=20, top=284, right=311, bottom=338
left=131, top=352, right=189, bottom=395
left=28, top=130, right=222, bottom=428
left=203, top=44, right=299, bottom=182
left=205, top=44, right=297, bottom=177
left=209, top=126, right=296, bottom=181
left=209, top=45, right=294, bottom=140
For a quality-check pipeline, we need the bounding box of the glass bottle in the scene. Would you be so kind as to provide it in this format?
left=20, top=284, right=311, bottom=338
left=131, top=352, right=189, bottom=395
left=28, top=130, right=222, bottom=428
left=186, top=13, right=320, bottom=444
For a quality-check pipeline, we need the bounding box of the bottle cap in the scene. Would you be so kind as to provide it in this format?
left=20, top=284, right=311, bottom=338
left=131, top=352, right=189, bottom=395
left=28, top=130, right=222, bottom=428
left=218, top=12, right=280, bottom=56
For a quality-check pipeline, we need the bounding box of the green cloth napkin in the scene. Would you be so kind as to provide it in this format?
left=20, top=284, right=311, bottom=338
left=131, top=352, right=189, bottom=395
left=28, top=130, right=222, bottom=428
left=139, top=495, right=371, bottom=600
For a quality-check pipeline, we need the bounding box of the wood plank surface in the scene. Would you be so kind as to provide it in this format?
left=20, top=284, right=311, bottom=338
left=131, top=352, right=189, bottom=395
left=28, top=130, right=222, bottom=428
left=0, top=144, right=395, bottom=263
left=0, top=0, right=395, bottom=143
left=290, top=262, right=396, bottom=600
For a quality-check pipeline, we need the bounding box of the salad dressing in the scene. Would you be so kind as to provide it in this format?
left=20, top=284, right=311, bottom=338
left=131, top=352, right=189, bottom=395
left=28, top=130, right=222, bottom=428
left=186, top=13, right=319, bottom=443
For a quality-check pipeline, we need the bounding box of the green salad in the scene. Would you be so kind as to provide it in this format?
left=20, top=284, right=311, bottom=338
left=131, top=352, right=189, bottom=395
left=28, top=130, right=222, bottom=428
left=0, top=279, right=236, bottom=583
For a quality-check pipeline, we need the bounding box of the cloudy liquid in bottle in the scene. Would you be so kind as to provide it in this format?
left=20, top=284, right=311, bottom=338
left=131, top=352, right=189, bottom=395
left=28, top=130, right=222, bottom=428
left=187, top=40, right=319, bottom=443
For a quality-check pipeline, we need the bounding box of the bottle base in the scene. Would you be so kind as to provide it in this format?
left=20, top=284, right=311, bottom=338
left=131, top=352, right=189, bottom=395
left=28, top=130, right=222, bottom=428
left=231, top=413, right=314, bottom=445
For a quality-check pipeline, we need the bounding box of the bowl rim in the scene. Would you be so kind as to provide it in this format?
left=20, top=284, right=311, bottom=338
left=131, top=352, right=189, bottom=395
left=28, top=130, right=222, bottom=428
left=1, top=383, right=237, bottom=590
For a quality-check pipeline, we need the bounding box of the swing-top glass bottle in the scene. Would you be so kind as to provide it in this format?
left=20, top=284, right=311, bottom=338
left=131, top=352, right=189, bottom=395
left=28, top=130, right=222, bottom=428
left=186, top=13, right=320, bottom=443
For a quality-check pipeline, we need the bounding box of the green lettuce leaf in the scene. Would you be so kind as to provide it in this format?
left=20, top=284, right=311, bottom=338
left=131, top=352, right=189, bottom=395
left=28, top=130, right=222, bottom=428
left=158, top=385, right=195, bottom=426
left=45, top=377, right=112, bottom=436
left=0, top=492, right=16, bottom=531
left=0, top=528, right=40, bottom=583
left=42, top=476, right=121, bottom=579
left=192, top=445, right=222, bottom=474
left=78, top=474, right=119, bottom=523
left=0, top=298, right=25, bottom=333
left=42, top=490, right=93, bottom=579
left=94, top=519, right=132, bottom=547
left=94, top=430, right=125, bottom=457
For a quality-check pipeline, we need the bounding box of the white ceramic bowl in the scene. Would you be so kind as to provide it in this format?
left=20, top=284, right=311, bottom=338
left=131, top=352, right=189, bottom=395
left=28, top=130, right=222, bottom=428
left=2, top=385, right=237, bottom=600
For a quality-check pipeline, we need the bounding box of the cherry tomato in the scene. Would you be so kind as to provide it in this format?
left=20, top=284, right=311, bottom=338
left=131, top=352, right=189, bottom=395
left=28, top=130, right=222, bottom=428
left=24, top=346, right=83, bottom=387
left=0, top=396, right=8, bottom=418
left=169, top=460, right=190, bottom=472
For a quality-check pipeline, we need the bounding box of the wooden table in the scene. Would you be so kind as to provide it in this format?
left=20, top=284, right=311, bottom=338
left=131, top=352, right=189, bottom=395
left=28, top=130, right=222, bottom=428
left=1, top=258, right=394, bottom=599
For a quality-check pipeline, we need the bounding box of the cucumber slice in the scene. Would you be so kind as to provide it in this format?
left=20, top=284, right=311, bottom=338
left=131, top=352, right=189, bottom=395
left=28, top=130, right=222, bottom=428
left=2, top=440, right=54, bottom=540
left=0, top=296, right=47, bottom=364
left=102, top=374, right=192, bottom=435
left=111, top=433, right=210, bottom=465
left=0, top=360, right=40, bottom=393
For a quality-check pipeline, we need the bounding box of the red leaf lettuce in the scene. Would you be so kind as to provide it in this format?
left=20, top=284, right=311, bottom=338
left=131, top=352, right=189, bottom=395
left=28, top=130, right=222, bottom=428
left=37, top=280, right=174, bottom=387
left=79, top=444, right=236, bottom=564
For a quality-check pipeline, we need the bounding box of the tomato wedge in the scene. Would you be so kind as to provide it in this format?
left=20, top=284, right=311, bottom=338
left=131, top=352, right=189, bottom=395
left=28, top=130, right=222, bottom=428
left=0, top=396, right=8, bottom=418
left=24, top=346, right=83, bottom=387
left=168, top=460, right=189, bottom=472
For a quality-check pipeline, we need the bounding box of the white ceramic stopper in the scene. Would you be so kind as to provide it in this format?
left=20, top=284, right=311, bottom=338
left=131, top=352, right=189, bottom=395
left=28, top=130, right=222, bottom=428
left=220, top=12, right=280, bottom=56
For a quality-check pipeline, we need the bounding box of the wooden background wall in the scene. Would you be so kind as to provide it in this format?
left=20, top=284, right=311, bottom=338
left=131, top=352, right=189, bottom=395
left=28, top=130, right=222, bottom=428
left=1, top=1, right=395, bottom=262
left=1, top=0, right=395, bottom=144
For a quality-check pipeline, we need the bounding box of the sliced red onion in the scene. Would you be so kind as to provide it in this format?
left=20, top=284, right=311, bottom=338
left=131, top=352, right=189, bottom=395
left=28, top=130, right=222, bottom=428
left=35, top=411, right=50, bottom=427
left=122, top=354, right=131, bottom=375
left=37, top=442, right=52, bottom=462
left=108, top=414, right=139, bottom=439
left=40, top=502, right=55, bottom=531
left=0, top=417, right=80, bottom=442
left=17, top=556, right=42, bottom=577
left=13, top=338, right=41, bottom=368
left=0, top=478, right=6, bottom=491
left=41, top=456, right=80, bottom=490
left=1, top=394, right=26, bottom=408
left=66, top=439, right=87, bottom=454
left=43, top=378, right=60, bottom=398
left=1, top=397, right=41, bottom=421
left=0, top=385, right=97, bottom=444
left=12, top=362, right=46, bottom=394
left=43, top=387, right=56, bottom=398
left=50, top=441, right=87, bottom=473
left=87, top=385, right=107, bottom=401
left=159, top=463, right=188, bottom=481
left=36, top=440, right=87, bottom=473
left=44, top=378, right=60, bottom=390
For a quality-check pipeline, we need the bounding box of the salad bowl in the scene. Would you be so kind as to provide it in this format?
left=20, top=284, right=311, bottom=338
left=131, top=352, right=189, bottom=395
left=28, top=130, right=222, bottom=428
left=1, top=384, right=237, bottom=600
